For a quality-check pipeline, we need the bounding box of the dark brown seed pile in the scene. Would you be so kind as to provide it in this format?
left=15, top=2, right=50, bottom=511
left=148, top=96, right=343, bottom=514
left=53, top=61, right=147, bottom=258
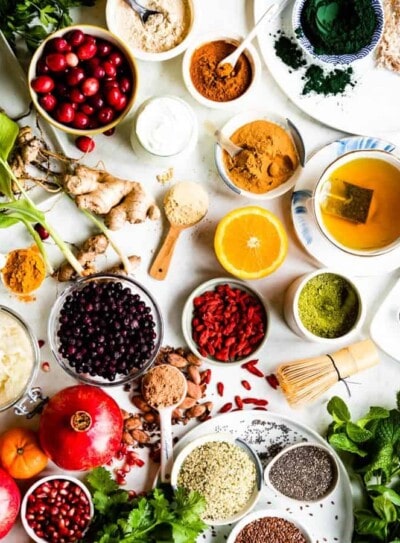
left=269, top=444, right=336, bottom=501
left=235, top=516, right=307, bottom=543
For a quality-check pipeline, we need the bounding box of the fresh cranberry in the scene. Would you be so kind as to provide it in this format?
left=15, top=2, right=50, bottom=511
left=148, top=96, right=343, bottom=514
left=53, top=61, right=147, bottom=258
left=36, top=58, right=50, bottom=75
left=77, top=42, right=97, bottom=61
left=80, top=103, right=95, bottom=116
left=31, top=75, right=55, bottom=94
left=81, top=77, right=100, bottom=97
left=83, top=35, right=97, bottom=46
left=88, top=94, right=104, bottom=109
left=91, top=65, right=105, bottom=79
left=75, top=136, right=95, bottom=153
left=50, top=37, right=70, bottom=53
left=97, top=40, right=113, bottom=57
left=114, top=94, right=127, bottom=111
left=65, top=52, right=79, bottom=67
left=98, top=107, right=115, bottom=125
left=108, top=51, right=124, bottom=67
left=70, top=102, right=79, bottom=110
left=66, top=29, right=85, bottom=47
left=119, top=77, right=131, bottom=93
left=88, top=118, right=100, bottom=129
left=105, top=87, right=123, bottom=108
left=72, top=112, right=90, bottom=129
left=66, top=67, right=85, bottom=86
left=103, top=127, right=116, bottom=136
left=56, top=103, right=75, bottom=124
left=54, top=82, right=68, bottom=97
left=84, top=57, right=100, bottom=70
left=102, top=61, right=117, bottom=78
left=34, top=223, right=50, bottom=240
left=103, top=79, right=119, bottom=90
left=45, top=53, right=67, bottom=72
left=39, top=93, right=57, bottom=112
left=69, top=88, right=86, bottom=104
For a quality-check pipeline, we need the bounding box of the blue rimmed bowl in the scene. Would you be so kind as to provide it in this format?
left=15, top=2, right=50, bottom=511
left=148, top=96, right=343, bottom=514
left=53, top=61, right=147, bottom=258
left=292, top=0, right=384, bottom=65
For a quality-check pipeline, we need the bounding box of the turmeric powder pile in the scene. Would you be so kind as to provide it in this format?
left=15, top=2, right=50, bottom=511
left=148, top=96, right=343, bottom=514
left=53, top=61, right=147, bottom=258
left=223, top=120, right=299, bottom=194
left=2, top=247, right=46, bottom=295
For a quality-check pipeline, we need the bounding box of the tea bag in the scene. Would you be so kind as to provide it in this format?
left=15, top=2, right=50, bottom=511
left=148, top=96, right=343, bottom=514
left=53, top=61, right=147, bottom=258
left=320, top=178, right=374, bottom=224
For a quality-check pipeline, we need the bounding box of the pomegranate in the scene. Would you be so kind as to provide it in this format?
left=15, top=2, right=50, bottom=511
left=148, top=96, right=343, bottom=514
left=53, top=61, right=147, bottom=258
left=39, top=385, right=123, bottom=470
left=0, top=468, right=20, bottom=539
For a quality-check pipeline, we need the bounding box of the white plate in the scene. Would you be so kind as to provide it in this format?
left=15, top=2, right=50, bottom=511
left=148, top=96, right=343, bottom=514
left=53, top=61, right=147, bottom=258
left=291, top=135, right=400, bottom=275
left=254, top=0, right=400, bottom=135
left=0, top=32, right=64, bottom=208
left=174, top=410, right=353, bottom=543
left=371, top=277, right=400, bottom=361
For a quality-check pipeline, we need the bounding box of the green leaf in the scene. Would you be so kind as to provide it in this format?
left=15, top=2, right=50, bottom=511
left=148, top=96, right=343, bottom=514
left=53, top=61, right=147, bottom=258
left=87, top=467, right=119, bottom=496
left=355, top=510, right=387, bottom=540
left=328, top=432, right=368, bottom=457
left=369, top=485, right=400, bottom=507
left=358, top=407, right=390, bottom=429
left=0, top=112, right=18, bottom=161
left=346, top=422, right=373, bottom=443
left=373, top=495, right=397, bottom=523
left=0, top=213, right=20, bottom=228
left=327, top=396, right=350, bottom=424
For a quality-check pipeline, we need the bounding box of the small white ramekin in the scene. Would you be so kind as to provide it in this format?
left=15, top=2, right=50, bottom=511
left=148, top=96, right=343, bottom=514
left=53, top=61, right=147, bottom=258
left=283, top=268, right=365, bottom=344
left=182, top=33, right=261, bottom=109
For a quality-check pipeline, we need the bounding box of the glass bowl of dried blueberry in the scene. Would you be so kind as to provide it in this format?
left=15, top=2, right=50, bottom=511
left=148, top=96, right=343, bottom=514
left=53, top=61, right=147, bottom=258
left=48, top=273, right=163, bottom=386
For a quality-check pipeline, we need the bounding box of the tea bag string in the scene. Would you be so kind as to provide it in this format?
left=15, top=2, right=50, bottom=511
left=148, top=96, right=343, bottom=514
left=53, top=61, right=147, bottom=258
left=326, top=353, right=360, bottom=397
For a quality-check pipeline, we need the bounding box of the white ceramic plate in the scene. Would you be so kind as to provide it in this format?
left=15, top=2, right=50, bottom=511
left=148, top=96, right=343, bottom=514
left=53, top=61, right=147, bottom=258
left=370, top=278, right=400, bottom=362
left=254, top=0, right=400, bottom=135
left=291, top=135, right=400, bottom=275
left=174, top=410, right=353, bottom=543
left=0, top=32, right=64, bottom=208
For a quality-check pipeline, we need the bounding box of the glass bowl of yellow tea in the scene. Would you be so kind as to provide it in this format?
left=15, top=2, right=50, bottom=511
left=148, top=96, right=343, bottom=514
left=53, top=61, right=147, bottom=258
left=314, top=150, right=400, bottom=256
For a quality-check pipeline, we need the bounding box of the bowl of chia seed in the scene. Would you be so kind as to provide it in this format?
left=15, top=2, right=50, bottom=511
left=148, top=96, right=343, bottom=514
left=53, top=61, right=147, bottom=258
left=227, top=509, right=313, bottom=543
left=171, top=432, right=263, bottom=525
left=264, top=442, right=339, bottom=503
left=48, top=273, right=163, bottom=386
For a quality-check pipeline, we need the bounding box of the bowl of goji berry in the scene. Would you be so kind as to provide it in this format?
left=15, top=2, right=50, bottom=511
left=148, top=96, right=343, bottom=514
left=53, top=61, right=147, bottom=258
left=182, top=278, right=269, bottom=365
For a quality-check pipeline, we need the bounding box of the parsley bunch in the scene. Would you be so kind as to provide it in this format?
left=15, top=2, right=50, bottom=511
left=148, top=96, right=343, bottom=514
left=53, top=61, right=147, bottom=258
left=327, top=392, right=400, bottom=542
left=84, top=467, right=207, bottom=543
left=0, top=0, right=96, bottom=51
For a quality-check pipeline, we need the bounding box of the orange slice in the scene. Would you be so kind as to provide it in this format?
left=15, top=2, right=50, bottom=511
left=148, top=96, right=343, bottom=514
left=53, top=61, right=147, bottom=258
left=214, top=206, right=288, bottom=279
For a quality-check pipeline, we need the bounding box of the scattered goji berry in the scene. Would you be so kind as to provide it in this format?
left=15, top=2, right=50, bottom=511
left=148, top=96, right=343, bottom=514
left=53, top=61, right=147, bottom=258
left=217, top=382, right=224, bottom=396
left=235, top=395, right=244, bottom=409
left=266, top=373, right=280, bottom=389
left=242, top=398, right=269, bottom=406
left=201, top=369, right=212, bottom=384
left=241, top=380, right=252, bottom=390
left=241, top=362, right=264, bottom=377
left=219, top=402, right=233, bottom=413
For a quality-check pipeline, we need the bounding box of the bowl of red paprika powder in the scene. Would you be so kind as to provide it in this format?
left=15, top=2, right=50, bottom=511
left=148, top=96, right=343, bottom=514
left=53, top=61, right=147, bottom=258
left=182, top=277, right=269, bottom=366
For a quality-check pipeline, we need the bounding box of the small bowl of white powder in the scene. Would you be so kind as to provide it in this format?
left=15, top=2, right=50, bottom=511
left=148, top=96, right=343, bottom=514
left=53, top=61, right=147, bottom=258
left=0, top=306, right=40, bottom=413
left=106, top=0, right=195, bottom=62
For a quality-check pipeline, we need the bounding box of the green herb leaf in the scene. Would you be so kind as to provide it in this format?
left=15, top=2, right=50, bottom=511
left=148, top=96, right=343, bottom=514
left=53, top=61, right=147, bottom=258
left=358, top=407, right=390, bottom=429
left=346, top=422, right=373, bottom=443
left=328, top=432, right=368, bottom=456
left=327, top=396, right=351, bottom=424
left=373, top=495, right=398, bottom=523
left=369, top=486, right=400, bottom=507
left=354, top=510, right=388, bottom=540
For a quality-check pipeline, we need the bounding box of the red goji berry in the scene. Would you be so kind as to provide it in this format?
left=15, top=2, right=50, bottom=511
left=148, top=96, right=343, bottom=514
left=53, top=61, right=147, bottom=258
left=235, top=395, right=244, bottom=409
left=242, top=398, right=269, bottom=406
left=241, top=363, right=264, bottom=377
left=254, top=407, right=268, bottom=411
left=217, top=382, right=224, bottom=396
left=241, top=359, right=259, bottom=368
left=241, top=380, right=251, bottom=390
left=219, top=402, right=233, bottom=413
left=201, top=369, right=212, bottom=384
left=266, top=373, right=280, bottom=389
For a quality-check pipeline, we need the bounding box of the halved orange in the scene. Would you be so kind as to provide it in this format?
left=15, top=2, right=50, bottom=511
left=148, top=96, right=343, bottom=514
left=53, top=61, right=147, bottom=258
left=214, top=206, right=288, bottom=279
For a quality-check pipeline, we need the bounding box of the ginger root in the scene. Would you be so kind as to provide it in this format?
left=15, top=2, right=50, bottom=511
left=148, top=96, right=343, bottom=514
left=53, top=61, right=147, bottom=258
left=54, top=234, right=109, bottom=282
left=105, top=255, right=141, bottom=275
left=61, top=165, right=160, bottom=230
left=8, top=126, right=48, bottom=192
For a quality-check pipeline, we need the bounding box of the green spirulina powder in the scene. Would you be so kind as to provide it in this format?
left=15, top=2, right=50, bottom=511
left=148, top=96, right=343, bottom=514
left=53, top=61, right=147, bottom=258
left=300, top=0, right=377, bottom=55
left=298, top=273, right=359, bottom=338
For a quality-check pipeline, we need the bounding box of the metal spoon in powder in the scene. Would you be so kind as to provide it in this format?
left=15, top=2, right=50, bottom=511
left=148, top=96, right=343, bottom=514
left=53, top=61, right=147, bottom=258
left=141, top=364, right=187, bottom=481
left=149, top=181, right=209, bottom=280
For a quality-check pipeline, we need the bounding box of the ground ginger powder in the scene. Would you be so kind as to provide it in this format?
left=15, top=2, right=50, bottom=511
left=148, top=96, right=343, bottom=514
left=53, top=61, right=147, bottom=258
left=2, top=247, right=46, bottom=295
left=223, top=120, right=299, bottom=194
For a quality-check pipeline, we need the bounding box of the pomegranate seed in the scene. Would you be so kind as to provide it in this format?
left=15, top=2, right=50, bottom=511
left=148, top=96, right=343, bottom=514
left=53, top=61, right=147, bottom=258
left=75, top=136, right=95, bottom=153
left=34, top=222, right=50, bottom=240
left=31, top=75, right=55, bottom=94
left=216, top=382, right=224, bottom=396
left=116, top=474, right=126, bottom=485
left=266, top=373, right=280, bottom=389
left=46, top=53, right=67, bottom=72
left=41, top=362, right=50, bottom=372
left=39, top=93, right=57, bottom=112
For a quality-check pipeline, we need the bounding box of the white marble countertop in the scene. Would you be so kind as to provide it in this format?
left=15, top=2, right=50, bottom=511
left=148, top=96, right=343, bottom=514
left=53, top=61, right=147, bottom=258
left=1, top=1, right=399, bottom=541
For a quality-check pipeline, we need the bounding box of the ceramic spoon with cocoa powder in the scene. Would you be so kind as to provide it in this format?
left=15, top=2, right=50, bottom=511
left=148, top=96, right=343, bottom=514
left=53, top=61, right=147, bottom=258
left=142, top=364, right=187, bottom=481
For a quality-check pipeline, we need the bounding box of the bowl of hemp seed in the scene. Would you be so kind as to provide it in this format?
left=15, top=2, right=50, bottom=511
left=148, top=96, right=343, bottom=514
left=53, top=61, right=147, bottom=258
left=171, top=432, right=263, bottom=525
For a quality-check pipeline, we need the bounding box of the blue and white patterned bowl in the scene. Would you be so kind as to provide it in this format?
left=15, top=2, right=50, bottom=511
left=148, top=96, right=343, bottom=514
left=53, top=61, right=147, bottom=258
left=292, top=0, right=384, bottom=65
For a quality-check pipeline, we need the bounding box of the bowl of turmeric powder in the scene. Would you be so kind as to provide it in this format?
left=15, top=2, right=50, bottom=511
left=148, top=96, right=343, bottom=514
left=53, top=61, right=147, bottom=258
left=182, top=33, right=261, bottom=109
left=1, top=246, right=46, bottom=297
left=215, top=111, right=302, bottom=199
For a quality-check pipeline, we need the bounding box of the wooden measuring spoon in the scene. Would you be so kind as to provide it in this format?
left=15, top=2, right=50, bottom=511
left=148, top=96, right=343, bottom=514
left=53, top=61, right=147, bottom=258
left=149, top=182, right=209, bottom=280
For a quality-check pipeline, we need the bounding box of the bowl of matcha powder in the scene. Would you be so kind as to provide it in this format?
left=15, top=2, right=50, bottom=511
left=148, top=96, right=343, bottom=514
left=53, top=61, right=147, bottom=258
left=292, top=0, right=384, bottom=65
left=284, top=269, right=365, bottom=342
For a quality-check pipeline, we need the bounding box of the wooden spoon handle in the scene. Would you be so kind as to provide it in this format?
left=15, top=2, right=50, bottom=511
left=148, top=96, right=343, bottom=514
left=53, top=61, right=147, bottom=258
left=149, top=225, right=182, bottom=280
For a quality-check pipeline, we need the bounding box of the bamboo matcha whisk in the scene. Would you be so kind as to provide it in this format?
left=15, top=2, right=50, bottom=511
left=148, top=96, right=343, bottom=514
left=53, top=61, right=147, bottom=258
left=276, top=339, right=379, bottom=407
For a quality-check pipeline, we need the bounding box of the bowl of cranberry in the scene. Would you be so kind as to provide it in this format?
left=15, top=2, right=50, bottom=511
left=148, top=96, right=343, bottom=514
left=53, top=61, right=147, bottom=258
left=28, top=25, right=138, bottom=135
left=48, top=273, right=163, bottom=386
left=21, top=475, right=94, bottom=543
left=182, top=277, right=269, bottom=366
